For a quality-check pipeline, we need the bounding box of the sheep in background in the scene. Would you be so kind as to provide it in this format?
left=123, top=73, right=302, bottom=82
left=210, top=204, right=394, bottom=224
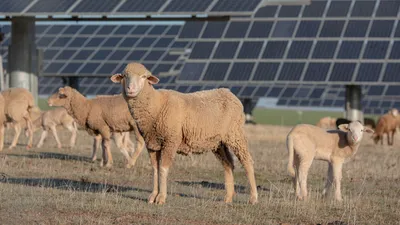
left=373, top=109, right=398, bottom=145
left=287, top=121, right=374, bottom=201
left=1, top=87, right=35, bottom=149
left=111, top=62, right=258, bottom=205
left=48, top=89, right=145, bottom=168
left=316, top=116, right=337, bottom=129
left=0, top=94, right=5, bottom=151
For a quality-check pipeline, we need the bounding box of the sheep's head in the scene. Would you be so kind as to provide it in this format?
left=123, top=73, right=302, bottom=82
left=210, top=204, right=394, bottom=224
left=338, top=121, right=374, bottom=144
left=389, top=108, right=399, bottom=117
left=48, top=87, right=72, bottom=107
left=110, top=62, right=159, bottom=98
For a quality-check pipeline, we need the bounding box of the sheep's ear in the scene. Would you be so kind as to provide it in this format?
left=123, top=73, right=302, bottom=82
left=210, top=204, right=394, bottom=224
left=58, top=87, right=65, bottom=95
left=338, top=124, right=349, bottom=132
left=110, top=73, right=123, bottom=83
left=147, top=75, right=159, bottom=85
left=391, top=109, right=398, bottom=117
left=364, top=127, right=374, bottom=134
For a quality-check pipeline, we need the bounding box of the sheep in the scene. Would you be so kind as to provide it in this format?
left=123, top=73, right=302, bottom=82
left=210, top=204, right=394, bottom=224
left=1, top=87, right=35, bottom=149
left=286, top=121, right=374, bottom=201
left=91, top=131, right=135, bottom=162
left=110, top=62, right=258, bottom=205
left=24, top=107, right=78, bottom=149
left=372, top=109, right=398, bottom=146
left=47, top=89, right=145, bottom=168
left=0, top=93, right=5, bottom=151
left=316, top=116, right=337, bottom=129
left=336, top=118, right=376, bottom=130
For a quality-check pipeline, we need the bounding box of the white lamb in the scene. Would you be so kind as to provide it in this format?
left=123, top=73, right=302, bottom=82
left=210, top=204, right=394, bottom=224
left=286, top=121, right=374, bottom=201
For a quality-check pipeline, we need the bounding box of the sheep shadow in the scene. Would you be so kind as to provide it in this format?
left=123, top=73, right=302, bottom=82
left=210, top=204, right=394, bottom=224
left=5, top=152, right=92, bottom=162
left=176, top=181, right=270, bottom=193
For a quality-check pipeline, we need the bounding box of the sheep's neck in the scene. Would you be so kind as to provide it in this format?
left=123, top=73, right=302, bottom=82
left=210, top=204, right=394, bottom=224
left=67, top=91, right=90, bottom=127
left=342, top=139, right=361, bottom=159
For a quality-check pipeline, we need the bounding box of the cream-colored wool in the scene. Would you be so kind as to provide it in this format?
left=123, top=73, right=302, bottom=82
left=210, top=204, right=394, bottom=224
left=373, top=109, right=399, bottom=145
left=316, top=116, right=337, bottom=129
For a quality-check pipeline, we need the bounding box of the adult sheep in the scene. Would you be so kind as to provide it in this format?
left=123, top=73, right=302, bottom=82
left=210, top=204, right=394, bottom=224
left=372, top=109, right=398, bottom=145
left=316, top=116, right=336, bottom=129
left=287, top=121, right=373, bottom=201
left=1, top=87, right=35, bottom=149
left=110, top=62, right=258, bottom=205
left=48, top=89, right=145, bottom=168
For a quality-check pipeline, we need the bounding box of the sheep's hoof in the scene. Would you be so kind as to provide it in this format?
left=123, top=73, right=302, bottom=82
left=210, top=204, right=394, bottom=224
left=335, top=197, right=343, bottom=202
left=224, top=195, right=233, bottom=204
left=57, top=145, right=62, bottom=149
left=26, top=145, right=32, bottom=150
left=8, top=146, right=15, bottom=150
left=248, top=195, right=258, bottom=205
left=104, top=163, right=113, bottom=168
left=91, top=157, right=97, bottom=162
left=155, top=193, right=166, bottom=205
left=148, top=192, right=159, bottom=204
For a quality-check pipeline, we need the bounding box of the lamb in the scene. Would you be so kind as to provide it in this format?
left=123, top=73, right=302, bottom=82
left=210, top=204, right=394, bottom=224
left=91, top=132, right=135, bottom=162
left=110, top=62, right=258, bottom=205
left=1, top=87, right=35, bottom=149
left=372, top=109, right=398, bottom=145
left=47, top=89, right=145, bottom=168
left=316, top=116, right=337, bottom=129
left=24, top=107, right=78, bottom=149
left=286, top=121, right=374, bottom=201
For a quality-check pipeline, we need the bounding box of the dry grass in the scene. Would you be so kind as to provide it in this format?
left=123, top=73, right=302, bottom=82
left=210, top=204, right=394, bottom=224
left=0, top=125, right=399, bottom=225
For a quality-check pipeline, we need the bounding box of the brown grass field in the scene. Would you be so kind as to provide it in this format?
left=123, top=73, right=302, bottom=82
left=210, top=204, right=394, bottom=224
left=0, top=124, right=399, bottom=225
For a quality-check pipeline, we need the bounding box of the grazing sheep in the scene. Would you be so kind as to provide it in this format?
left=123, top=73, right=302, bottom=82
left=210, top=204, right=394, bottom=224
left=0, top=94, right=5, bottom=151
left=25, top=107, right=78, bottom=149
left=1, top=88, right=35, bottom=149
left=110, top=62, right=258, bottom=205
left=336, top=118, right=376, bottom=130
left=286, top=121, right=374, bottom=201
left=316, top=116, right=337, bottom=129
left=372, top=109, right=398, bottom=146
left=48, top=89, right=145, bottom=168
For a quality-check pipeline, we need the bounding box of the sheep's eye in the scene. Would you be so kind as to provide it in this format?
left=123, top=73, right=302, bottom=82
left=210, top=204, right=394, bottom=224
left=141, top=75, right=147, bottom=79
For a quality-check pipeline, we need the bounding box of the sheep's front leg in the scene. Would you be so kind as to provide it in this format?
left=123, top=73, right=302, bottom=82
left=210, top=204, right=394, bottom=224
left=91, top=135, right=101, bottom=161
left=24, top=116, right=33, bottom=149
left=101, top=137, right=113, bottom=168
left=322, top=163, right=334, bottom=198
left=148, top=150, right=161, bottom=204
left=9, top=122, right=21, bottom=149
left=50, top=125, right=62, bottom=149
left=155, top=144, right=178, bottom=205
left=36, top=129, right=48, bottom=148
left=332, top=161, right=343, bottom=201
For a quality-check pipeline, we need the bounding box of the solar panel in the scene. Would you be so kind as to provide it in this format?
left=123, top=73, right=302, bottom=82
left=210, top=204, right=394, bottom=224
left=303, top=63, right=330, bottom=82
left=237, top=41, right=263, bottom=59
left=72, top=0, right=120, bottom=13
left=369, top=20, right=395, bottom=37
left=0, top=0, right=31, bottom=12
left=383, top=63, right=400, bottom=82
left=201, top=22, right=228, bottom=39
left=337, top=41, right=363, bottom=59
left=320, top=21, right=345, bottom=37
left=376, top=0, right=400, bottom=17
left=262, top=41, right=288, bottom=59
left=326, top=1, right=351, bottom=17
left=295, top=21, right=320, bottom=38
left=329, top=63, right=356, bottom=82
left=278, top=5, right=301, bottom=18
left=278, top=63, right=305, bottom=81
left=287, top=41, right=312, bottom=59
left=355, top=63, right=382, bottom=82
left=351, top=0, right=376, bottom=17
left=271, top=21, right=297, bottom=38
left=254, top=5, right=277, bottom=18
left=224, top=22, right=250, bottom=38
left=210, top=0, right=261, bottom=12
left=252, top=63, right=279, bottom=81
left=178, top=22, right=204, bottom=39
left=164, top=0, right=212, bottom=12
left=302, top=1, right=326, bottom=18
left=202, top=63, right=230, bottom=81
left=344, top=20, right=370, bottom=37
left=363, top=41, right=389, bottom=59
left=189, top=42, right=216, bottom=59
left=312, top=41, right=338, bottom=59
left=212, top=41, right=239, bottom=59
left=226, top=63, right=254, bottom=81
left=248, top=22, right=273, bottom=38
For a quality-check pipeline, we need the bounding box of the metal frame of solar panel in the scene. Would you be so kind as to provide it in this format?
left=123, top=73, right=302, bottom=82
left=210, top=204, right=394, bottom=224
left=176, top=0, right=400, bottom=87
left=0, top=0, right=263, bottom=16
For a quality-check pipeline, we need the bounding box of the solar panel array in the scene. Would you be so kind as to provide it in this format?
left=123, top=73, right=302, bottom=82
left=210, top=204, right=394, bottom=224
left=0, top=0, right=262, bottom=16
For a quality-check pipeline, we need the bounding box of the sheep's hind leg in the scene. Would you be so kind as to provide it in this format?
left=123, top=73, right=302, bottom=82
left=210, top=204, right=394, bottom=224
left=50, top=125, right=62, bottom=149
left=127, top=126, right=146, bottom=168
left=91, top=135, right=101, bottom=161
left=292, top=154, right=301, bottom=199
left=148, top=150, right=161, bottom=204
left=101, top=137, right=113, bottom=168
left=213, top=144, right=235, bottom=203
left=297, top=157, right=313, bottom=201
left=36, top=129, right=48, bottom=148
left=225, top=130, right=258, bottom=204
left=24, top=115, right=33, bottom=149
left=9, top=122, right=21, bottom=149
left=332, top=161, right=343, bottom=201
left=322, top=163, right=334, bottom=198
left=65, top=123, right=77, bottom=148
left=113, top=132, right=131, bottom=167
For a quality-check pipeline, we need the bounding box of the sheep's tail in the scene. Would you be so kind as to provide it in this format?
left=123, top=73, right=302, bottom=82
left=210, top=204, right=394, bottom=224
left=286, top=134, right=296, bottom=178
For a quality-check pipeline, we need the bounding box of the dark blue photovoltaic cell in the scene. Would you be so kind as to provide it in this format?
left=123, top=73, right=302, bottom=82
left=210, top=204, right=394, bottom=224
left=171, top=41, right=189, bottom=48
left=368, top=86, right=384, bottom=95
left=281, top=87, right=296, bottom=97
left=80, top=63, right=101, bottom=74
left=86, top=38, right=105, bottom=47
left=312, top=41, right=338, bottom=59
left=109, top=50, right=129, bottom=60
left=153, top=38, right=173, bottom=48
left=272, top=21, right=297, bottom=37
left=120, top=37, right=139, bottom=47
left=37, top=37, right=55, bottom=47
left=320, top=21, right=344, bottom=37
left=162, top=54, right=179, bottom=61
left=103, top=37, right=122, bottom=47
left=376, top=1, right=400, bottom=17
left=177, top=86, right=189, bottom=93
left=72, top=0, right=120, bottom=12
left=203, top=63, right=230, bottom=81
left=337, top=41, right=363, bottom=59
left=302, top=1, right=327, bottom=17
left=351, top=1, right=375, bottom=17
left=262, top=41, right=288, bottom=59
left=153, top=64, right=173, bottom=75
left=344, top=21, right=370, bottom=37
left=44, top=50, right=59, bottom=60
left=114, top=25, right=134, bottom=34
left=44, top=63, right=64, bottom=74
left=144, top=51, right=164, bottom=61
left=91, top=50, right=112, bottom=60
left=295, top=21, right=320, bottom=37
left=56, top=50, right=76, bottom=60
left=254, top=87, right=269, bottom=97
left=136, top=38, right=157, bottom=47
left=310, top=88, right=324, bottom=98
left=288, top=99, right=299, bottom=106
left=237, top=42, right=263, bottom=59
left=117, top=0, right=164, bottom=12
left=97, top=63, right=119, bottom=74
left=74, top=50, right=94, bottom=60
left=166, top=25, right=181, bottom=35
left=51, top=37, right=70, bottom=47
left=188, top=86, right=202, bottom=92
left=126, top=50, right=147, bottom=60
left=213, top=41, right=239, bottom=59
left=268, top=87, right=283, bottom=97
left=179, top=22, right=204, bottom=39
left=327, top=1, right=351, bottom=17
left=248, top=21, right=273, bottom=38
left=355, top=63, right=382, bottom=82
left=304, top=63, right=330, bottom=81
left=36, top=25, right=49, bottom=34
left=148, top=25, right=167, bottom=35
left=164, top=0, right=212, bottom=12
left=287, top=41, right=312, bottom=59
left=229, top=86, right=242, bottom=95
left=189, top=42, right=216, bottom=59
left=201, top=22, right=227, bottom=39
left=47, top=25, right=66, bottom=34
left=278, top=63, right=305, bottom=81
left=225, top=22, right=250, bottom=38
left=299, top=100, right=310, bottom=106
left=132, top=26, right=151, bottom=34
left=323, top=99, right=334, bottom=107
left=61, top=63, right=82, bottom=74
left=276, top=99, right=286, bottom=105
left=369, top=20, right=394, bottom=37
left=63, top=26, right=81, bottom=34
left=329, top=63, right=356, bottom=81
left=28, top=0, right=75, bottom=12
left=79, top=26, right=99, bottom=34
left=252, top=63, right=279, bottom=81
left=254, top=6, right=277, bottom=17
left=386, top=86, right=400, bottom=95
left=278, top=5, right=301, bottom=17
left=389, top=41, right=400, bottom=59
left=363, top=41, right=389, bottom=59
left=227, top=63, right=254, bottom=81
left=381, top=101, right=393, bottom=107
left=296, top=88, right=310, bottom=98
left=211, top=0, right=261, bottom=12
left=383, top=63, right=400, bottom=82
left=0, top=0, right=31, bottom=12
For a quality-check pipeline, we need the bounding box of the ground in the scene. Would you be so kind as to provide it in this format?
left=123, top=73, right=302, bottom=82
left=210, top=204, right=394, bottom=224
left=0, top=123, right=399, bottom=225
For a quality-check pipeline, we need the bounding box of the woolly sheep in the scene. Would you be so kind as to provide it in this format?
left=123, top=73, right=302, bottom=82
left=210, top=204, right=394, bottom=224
left=24, top=107, right=78, bottom=149
left=286, top=121, right=374, bottom=201
left=47, top=88, right=145, bottom=168
left=110, top=62, right=258, bottom=205
left=1, top=87, right=35, bottom=149
left=372, top=109, right=398, bottom=145
left=316, top=116, right=337, bottom=129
